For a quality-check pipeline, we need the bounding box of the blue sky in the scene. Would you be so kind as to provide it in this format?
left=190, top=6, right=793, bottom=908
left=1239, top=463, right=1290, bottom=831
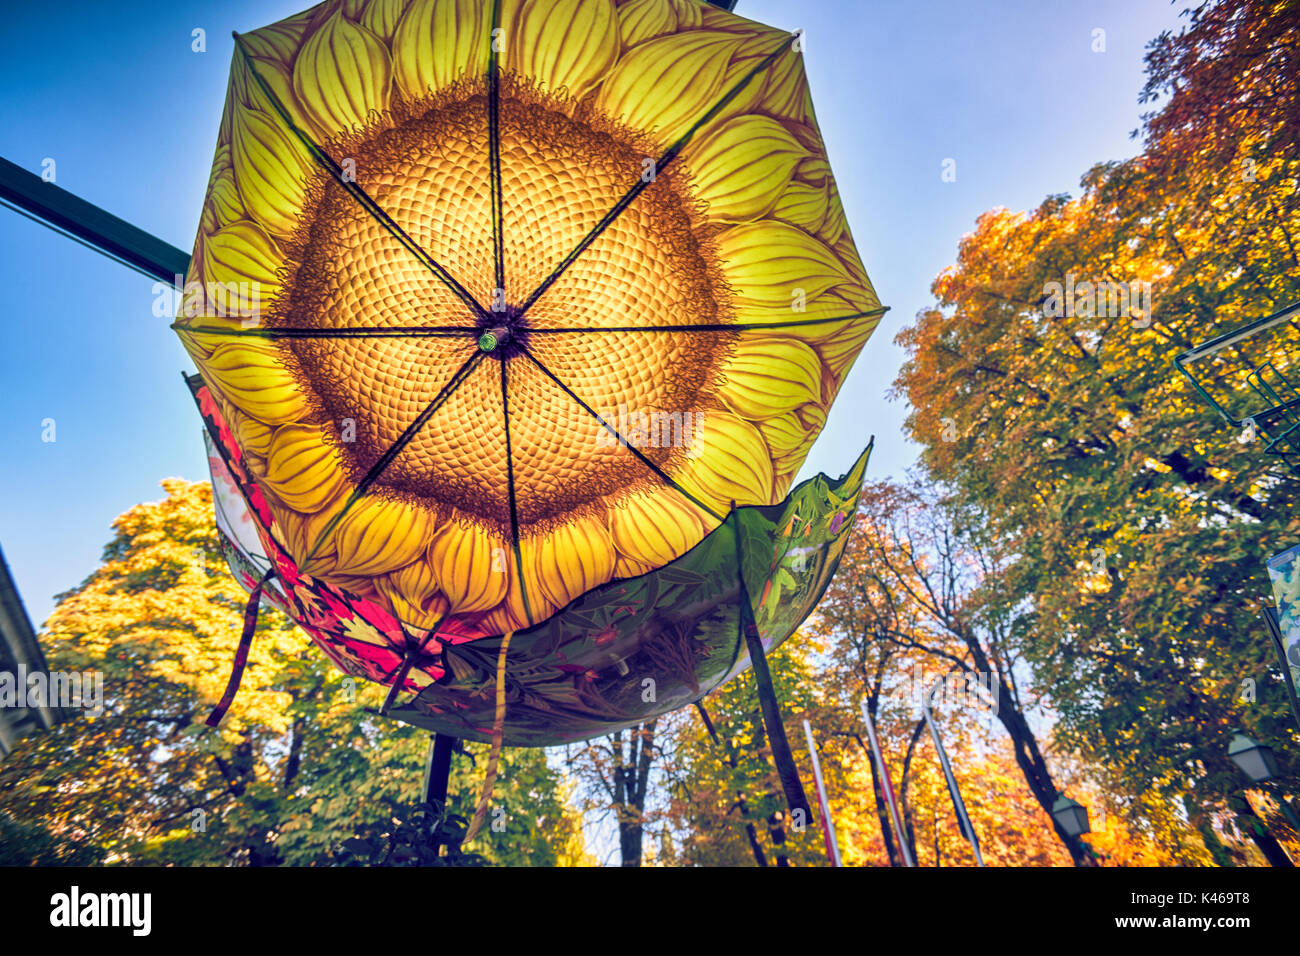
left=0, top=0, right=1188, bottom=625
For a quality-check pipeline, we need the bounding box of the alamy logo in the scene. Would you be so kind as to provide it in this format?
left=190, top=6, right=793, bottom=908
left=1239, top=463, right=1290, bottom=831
left=50, top=886, right=151, bottom=936
left=1042, top=273, right=1153, bottom=326
left=890, top=665, right=999, bottom=717
left=152, top=273, right=263, bottom=325
left=0, top=665, right=104, bottom=716
left=596, top=404, right=703, bottom=455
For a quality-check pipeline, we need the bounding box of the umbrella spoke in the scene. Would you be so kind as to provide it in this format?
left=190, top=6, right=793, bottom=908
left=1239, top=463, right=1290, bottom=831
left=488, top=0, right=505, bottom=298
left=514, top=36, right=795, bottom=319
left=514, top=345, right=726, bottom=522
left=302, top=349, right=486, bottom=566
left=234, top=35, right=490, bottom=323
left=172, top=323, right=480, bottom=339
left=522, top=307, right=891, bottom=334
left=499, top=357, right=535, bottom=628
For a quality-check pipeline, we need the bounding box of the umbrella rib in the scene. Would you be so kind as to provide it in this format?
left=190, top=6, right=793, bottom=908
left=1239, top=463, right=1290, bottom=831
left=515, top=345, right=727, bottom=522
left=513, top=36, right=795, bottom=319
left=522, top=307, right=891, bottom=334
left=499, top=357, right=535, bottom=627
left=488, top=0, right=505, bottom=298
left=172, top=323, right=480, bottom=339
left=233, top=35, right=490, bottom=323
left=301, top=349, right=485, bottom=567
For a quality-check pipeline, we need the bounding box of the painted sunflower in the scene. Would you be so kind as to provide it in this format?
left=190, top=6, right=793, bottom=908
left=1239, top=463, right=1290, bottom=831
left=174, top=0, right=883, bottom=639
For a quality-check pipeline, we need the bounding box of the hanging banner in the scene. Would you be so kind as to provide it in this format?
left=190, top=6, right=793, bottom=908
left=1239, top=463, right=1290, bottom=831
left=860, top=701, right=915, bottom=867
left=922, top=683, right=984, bottom=867
left=801, top=719, right=841, bottom=867
left=1266, top=545, right=1300, bottom=717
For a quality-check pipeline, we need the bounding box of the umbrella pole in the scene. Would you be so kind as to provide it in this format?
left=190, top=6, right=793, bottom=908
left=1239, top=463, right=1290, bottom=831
left=423, top=732, right=455, bottom=854
left=731, top=504, right=813, bottom=824
left=744, top=620, right=812, bottom=823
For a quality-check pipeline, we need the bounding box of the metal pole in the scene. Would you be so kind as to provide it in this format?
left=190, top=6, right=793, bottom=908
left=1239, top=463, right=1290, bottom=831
left=922, top=682, right=984, bottom=867
left=860, top=701, right=915, bottom=867
left=0, top=155, right=190, bottom=284
left=802, top=718, right=841, bottom=866
left=422, top=732, right=454, bottom=807
left=1262, top=605, right=1300, bottom=738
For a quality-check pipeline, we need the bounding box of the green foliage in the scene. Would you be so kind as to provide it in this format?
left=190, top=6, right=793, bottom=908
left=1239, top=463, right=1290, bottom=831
left=662, top=644, right=828, bottom=867
left=0, top=480, right=587, bottom=866
left=0, top=810, right=106, bottom=866
left=892, top=0, right=1300, bottom=854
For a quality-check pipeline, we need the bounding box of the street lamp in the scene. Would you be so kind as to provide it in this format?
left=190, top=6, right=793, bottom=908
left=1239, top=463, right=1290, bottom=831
left=1227, top=733, right=1281, bottom=784
left=1227, top=732, right=1300, bottom=835
left=1051, top=795, right=1091, bottom=837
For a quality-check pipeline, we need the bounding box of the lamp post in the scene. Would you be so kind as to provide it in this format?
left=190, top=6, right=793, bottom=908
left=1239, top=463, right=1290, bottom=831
left=1228, top=733, right=1300, bottom=833
left=1227, top=733, right=1281, bottom=784
left=1050, top=795, right=1091, bottom=839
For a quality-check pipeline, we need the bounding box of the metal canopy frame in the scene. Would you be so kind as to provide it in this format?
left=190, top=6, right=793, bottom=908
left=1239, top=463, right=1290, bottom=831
left=1175, top=301, right=1300, bottom=474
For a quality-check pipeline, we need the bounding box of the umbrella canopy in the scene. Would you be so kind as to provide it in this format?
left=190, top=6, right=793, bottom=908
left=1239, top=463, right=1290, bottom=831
left=201, top=389, right=869, bottom=744
left=173, top=0, right=883, bottom=743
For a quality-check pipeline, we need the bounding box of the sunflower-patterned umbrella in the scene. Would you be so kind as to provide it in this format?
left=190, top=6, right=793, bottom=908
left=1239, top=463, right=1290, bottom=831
left=174, top=0, right=883, bottom=755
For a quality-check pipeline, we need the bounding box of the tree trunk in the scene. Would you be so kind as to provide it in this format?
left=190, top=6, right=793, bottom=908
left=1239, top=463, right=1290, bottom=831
left=855, top=730, right=899, bottom=866
left=283, top=714, right=305, bottom=790
left=616, top=721, right=657, bottom=866
left=766, top=811, right=789, bottom=866
left=899, top=718, right=925, bottom=865
left=1229, top=793, right=1294, bottom=867
left=960, top=637, right=1098, bottom=866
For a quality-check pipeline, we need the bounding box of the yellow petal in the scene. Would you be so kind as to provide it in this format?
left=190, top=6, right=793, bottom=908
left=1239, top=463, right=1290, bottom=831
left=531, top=513, right=616, bottom=610
left=428, top=515, right=509, bottom=613
left=378, top=559, right=449, bottom=629
left=239, top=17, right=311, bottom=65
left=271, top=495, right=342, bottom=575
left=263, top=425, right=349, bottom=513
left=234, top=410, right=274, bottom=457
left=201, top=219, right=283, bottom=317
left=514, top=0, right=617, bottom=102
left=232, top=107, right=313, bottom=238
left=209, top=165, right=247, bottom=230
left=594, top=31, right=745, bottom=148
left=329, top=573, right=383, bottom=603
left=772, top=179, right=827, bottom=231
left=609, top=491, right=709, bottom=570
left=820, top=316, right=880, bottom=378
left=392, top=0, right=489, bottom=100
left=820, top=191, right=849, bottom=246
left=616, top=0, right=676, bottom=47
left=482, top=537, right=553, bottom=634
left=719, top=336, right=824, bottom=419
left=773, top=403, right=826, bottom=473
left=239, top=54, right=316, bottom=137
left=678, top=411, right=775, bottom=509
left=613, top=553, right=654, bottom=579
left=202, top=342, right=309, bottom=424
left=689, top=115, right=805, bottom=222
left=760, top=44, right=810, bottom=121
left=718, top=221, right=848, bottom=313
left=361, top=0, right=408, bottom=41
left=293, top=11, right=392, bottom=138
left=756, top=410, right=806, bottom=457
left=332, top=497, right=435, bottom=576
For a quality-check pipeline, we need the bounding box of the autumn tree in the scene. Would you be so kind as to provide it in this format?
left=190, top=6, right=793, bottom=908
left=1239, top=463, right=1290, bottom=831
left=659, top=643, right=828, bottom=867
left=894, top=0, right=1300, bottom=865
left=813, top=480, right=1099, bottom=864
left=0, top=480, right=588, bottom=866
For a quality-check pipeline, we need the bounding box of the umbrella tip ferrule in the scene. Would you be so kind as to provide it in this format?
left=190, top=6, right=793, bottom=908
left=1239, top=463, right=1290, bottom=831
left=478, top=327, right=511, bottom=352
